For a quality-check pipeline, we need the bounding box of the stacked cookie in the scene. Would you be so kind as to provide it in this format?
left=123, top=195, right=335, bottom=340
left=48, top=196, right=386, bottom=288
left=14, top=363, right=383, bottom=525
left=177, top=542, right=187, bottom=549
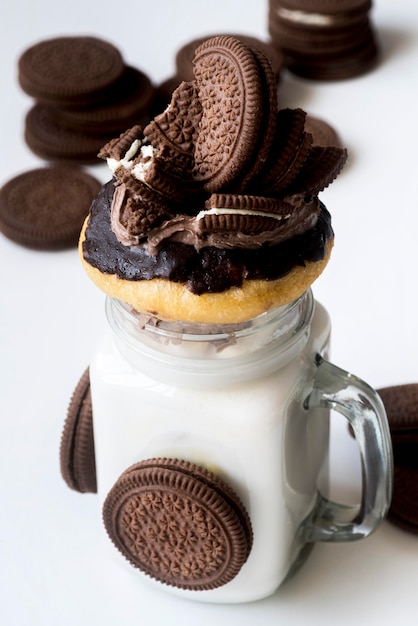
left=18, top=36, right=155, bottom=164
left=377, top=385, right=418, bottom=534
left=268, top=0, right=379, bottom=80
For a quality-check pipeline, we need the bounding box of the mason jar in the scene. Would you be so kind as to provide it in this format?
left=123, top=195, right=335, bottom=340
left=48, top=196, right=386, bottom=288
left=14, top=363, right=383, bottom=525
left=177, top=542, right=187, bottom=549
left=88, top=289, right=392, bottom=603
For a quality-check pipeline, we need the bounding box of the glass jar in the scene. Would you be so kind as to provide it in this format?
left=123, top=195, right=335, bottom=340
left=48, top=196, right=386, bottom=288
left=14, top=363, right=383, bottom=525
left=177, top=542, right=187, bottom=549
left=89, top=289, right=392, bottom=603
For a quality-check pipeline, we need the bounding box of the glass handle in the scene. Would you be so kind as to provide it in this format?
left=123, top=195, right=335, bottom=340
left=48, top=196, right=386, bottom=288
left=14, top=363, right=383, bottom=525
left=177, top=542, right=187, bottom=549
left=303, top=355, right=393, bottom=542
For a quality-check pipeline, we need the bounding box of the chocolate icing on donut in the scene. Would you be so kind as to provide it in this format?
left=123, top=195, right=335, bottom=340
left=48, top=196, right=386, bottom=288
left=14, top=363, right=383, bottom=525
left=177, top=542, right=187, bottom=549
left=82, top=180, right=333, bottom=294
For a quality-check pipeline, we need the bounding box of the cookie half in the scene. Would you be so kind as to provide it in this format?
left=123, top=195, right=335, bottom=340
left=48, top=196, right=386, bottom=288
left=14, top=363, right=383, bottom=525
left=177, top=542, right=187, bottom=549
left=60, top=368, right=97, bottom=494
left=102, top=457, right=252, bottom=590
left=0, top=167, right=101, bottom=249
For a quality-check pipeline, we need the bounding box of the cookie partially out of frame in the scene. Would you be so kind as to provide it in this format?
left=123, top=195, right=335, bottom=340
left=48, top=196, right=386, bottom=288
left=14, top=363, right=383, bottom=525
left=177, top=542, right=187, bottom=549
left=377, top=384, right=418, bottom=533
left=349, top=383, right=418, bottom=534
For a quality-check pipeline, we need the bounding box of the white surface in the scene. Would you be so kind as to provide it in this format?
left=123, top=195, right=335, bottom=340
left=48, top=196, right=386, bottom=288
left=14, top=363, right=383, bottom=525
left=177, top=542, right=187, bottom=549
left=0, top=0, right=417, bottom=624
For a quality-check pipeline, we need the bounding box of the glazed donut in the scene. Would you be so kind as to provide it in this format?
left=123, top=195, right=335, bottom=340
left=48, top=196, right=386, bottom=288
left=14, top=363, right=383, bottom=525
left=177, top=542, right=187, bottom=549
left=79, top=216, right=333, bottom=324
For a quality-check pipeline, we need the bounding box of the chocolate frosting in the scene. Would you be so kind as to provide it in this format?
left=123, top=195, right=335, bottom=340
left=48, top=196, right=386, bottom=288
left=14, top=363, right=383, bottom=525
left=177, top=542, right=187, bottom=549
left=145, top=193, right=320, bottom=254
left=82, top=180, right=333, bottom=295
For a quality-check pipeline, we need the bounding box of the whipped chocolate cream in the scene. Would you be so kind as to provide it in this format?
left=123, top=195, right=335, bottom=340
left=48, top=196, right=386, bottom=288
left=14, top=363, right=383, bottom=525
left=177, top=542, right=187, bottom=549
left=146, top=193, right=320, bottom=253
left=82, top=181, right=333, bottom=294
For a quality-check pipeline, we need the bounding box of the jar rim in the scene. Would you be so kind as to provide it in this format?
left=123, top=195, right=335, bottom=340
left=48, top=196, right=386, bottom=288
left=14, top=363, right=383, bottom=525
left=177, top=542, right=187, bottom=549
left=108, top=289, right=313, bottom=344
left=105, top=290, right=315, bottom=385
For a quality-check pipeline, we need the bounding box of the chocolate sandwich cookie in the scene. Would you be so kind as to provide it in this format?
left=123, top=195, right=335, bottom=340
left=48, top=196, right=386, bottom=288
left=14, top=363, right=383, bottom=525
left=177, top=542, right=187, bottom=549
left=100, top=106, right=202, bottom=213
left=192, top=36, right=273, bottom=192
left=200, top=193, right=295, bottom=237
left=102, top=457, right=252, bottom=590
left=286, top=145, right=348, bottom=196
left=255, top=108, right=313, bottom=193
left=349, top=383, right=418, bottom=533
left=60, top=368, right=97, bottom=494
left=53, top=66, right=155, bottom=135
left=234, top=44, right=279, bottom=192
left=0, top=167, right=101, bottom=249
left=377, top=384, right=418, bottom=533
left=18, top=36, right=125, bottom=108
left=142, top=81, right=203, bottom=200
left=144, top=81, right=201, bottom=163
left=255, top=109, right=347, bottom=196
left=25, top=104, right=116, bottom=164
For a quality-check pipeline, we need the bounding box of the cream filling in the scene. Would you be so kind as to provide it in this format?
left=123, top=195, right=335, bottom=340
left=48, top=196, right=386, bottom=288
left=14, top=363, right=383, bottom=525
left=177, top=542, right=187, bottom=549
left=107, top=141, right=157, bottom=180
left=132, top=145, right=156, bottom=181
left=276, top=8, right=339, bottom=26
left=107, top=138, right=143, bottom=173
left=196, top=207, right=291, bottom=221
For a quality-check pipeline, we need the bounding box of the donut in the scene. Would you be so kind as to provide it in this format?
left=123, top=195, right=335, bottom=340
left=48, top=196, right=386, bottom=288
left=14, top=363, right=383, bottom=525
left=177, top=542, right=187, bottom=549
left=79, top=36, right=346, bottom=324
left=79, top=213, right=333, bottom=324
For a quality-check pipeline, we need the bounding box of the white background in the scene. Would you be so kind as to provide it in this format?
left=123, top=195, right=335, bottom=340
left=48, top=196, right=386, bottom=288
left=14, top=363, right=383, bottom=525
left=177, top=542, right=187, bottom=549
left=1, top=1, right=417, bottom=624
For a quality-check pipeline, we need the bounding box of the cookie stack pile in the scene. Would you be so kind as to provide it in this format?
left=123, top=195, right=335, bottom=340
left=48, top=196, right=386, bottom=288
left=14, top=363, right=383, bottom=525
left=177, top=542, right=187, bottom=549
left=18, top=36, right=155, bottom=164
left=268, top=0, right=379, bottom=80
